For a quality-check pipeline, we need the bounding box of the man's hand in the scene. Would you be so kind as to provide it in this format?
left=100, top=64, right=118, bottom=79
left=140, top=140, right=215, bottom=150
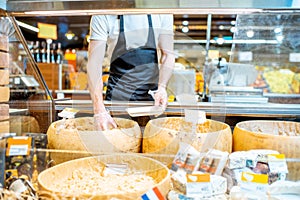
left=154, top=86, right=168, bottom=110
left=94, top=111, right=117, bottom=131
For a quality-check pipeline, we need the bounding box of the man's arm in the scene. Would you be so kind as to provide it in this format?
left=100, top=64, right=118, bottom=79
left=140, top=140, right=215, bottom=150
left=87, top=39, right=117, bottom=130
left=154, top=33, right=175, bottom=108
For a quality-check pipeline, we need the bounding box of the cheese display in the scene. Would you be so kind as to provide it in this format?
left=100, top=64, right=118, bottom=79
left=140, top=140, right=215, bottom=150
left=37, top=154, right=170, bottom=199
left=143, top=117, right=232, bottom=166
left=233, top=120, right=300, bottom=180
left=47, top=117, right=142, bottom=164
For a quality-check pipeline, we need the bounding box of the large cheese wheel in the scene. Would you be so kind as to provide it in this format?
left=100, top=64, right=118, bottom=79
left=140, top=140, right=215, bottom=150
left=142, top=117, right=232, bottom=165
left=38, top=154, right=170, bottom=199
left=233, top=120, right=300, bottom=181
left=47, top=117, right=142, bottom=164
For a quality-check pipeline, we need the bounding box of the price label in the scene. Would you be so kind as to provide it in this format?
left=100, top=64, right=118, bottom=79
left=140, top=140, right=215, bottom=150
left=6, top=137, right=32, bottom=156
left=268, top=154, right=288, bottom=173
left=240, top=172, right=268, bottom=194
left=186, top=173, right=212, bottom=198
left=238, top=51, right=253, bottom=62
left=289, top=53, right=300, bottom=62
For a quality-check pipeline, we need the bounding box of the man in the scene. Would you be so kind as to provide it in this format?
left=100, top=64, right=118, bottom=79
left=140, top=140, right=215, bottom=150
left=87, top=14, right=175, bottom=130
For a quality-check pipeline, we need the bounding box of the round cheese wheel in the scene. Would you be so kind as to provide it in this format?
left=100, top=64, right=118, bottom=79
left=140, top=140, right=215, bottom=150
left=47, top=117, right=142, bottom=164
left=38, top=154, right=170, bottom=199
left=233, top=120, right=300, bottom=181
left=142, top=117, right=232, bottom=165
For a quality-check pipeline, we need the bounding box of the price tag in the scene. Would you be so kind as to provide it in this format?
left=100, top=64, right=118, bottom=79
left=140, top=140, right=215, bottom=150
left=238, top=51, right=253, bottom=61
left=184, top=109, right=206, bottom=124
left=186, top=173, right=212, bottom=198
left=240, top=172, right=268, bottom=194
left=6, top=137, right=32, bottom=156
left=289, top=53, right=300, bottom=62
left=268, top=154, right=288, bottom=174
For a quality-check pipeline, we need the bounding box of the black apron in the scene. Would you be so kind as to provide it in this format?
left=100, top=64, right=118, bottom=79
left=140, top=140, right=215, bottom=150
left=105, top=15, right=159, bottom=101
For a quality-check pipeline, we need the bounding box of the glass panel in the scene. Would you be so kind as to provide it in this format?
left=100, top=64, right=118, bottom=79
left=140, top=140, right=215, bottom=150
left=229, top=13, right=300, bottom=94
left=0, top=13, right=53, bottom=135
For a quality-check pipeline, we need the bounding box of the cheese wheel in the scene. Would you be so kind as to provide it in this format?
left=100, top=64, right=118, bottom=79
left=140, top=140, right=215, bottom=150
left=0, top=120, right=9, bottom=133
left=0, top=104, right=9, bottom=121
left=142, top=117, right=232, bottom=165
left=233, top=120, right=300, bottom=181
left=38, top=154, right=170, bottom=199
left=0, top=87, right=9, bottom=102
left=47, top=117, right=142, bottom=164
left=0, top=52, right=9, bottom=68
left=0, top=35, right=8, bottom=52
left=9, top=116, right=40, bottom=135
left=0, top=69, right=9, bottom=85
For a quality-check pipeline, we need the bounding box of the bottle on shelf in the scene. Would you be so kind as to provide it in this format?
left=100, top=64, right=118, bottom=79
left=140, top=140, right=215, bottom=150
left=34, top=41, right=41, bottom=63
left=56, top=42, right=63, bottom=64
left=40, top=41, right=47, bottom=63
left=50, top=43, right=57, bottom=64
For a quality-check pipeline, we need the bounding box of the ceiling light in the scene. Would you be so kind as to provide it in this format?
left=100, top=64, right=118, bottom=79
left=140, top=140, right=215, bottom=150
left=216, top=37, right=225, bottom=45
left=65, top=30, right=75, bottom=40
left=182, top=20, right=189, bottom=26
left=246, top=30, right=254, bottom=38
left=274, top=27, right=282, bottom=34
left=219, top=25, right=224, bottom=30
left=181, top=26, right=189, bottom=33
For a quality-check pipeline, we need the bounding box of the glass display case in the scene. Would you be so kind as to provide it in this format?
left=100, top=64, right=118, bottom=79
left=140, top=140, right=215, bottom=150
left=0, top=1, right=300, bottom=199
left=0, top=9, right=54, bottom=135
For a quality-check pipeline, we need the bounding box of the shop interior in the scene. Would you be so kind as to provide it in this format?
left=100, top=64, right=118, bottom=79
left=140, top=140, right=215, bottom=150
left=0, top=0, right=300, bottom=199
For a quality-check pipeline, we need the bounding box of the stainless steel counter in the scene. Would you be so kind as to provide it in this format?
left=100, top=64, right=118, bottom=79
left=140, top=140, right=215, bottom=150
left=55, top=100, right=300, bottom=118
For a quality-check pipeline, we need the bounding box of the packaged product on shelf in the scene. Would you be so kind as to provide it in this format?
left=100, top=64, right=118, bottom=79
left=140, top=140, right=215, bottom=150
left=170, top=170, right=228, bottom=200
left=228, top=150, right=288, bottom=186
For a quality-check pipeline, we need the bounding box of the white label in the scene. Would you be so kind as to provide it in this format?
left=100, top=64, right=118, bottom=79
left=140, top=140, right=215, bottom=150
left=56, top=92, right=65, bottom=99
left=103, top=163, right=128, bottom=175
left=8, top=145, right=29, bottom=156
left=184, top=109, right=206, bottom=124
left=268, top=154, right=288, bottom=173
left=186, top=182, right=212, bottom=198
left=238, top=51, right=253, bottom=62
left=289, top=53, right=300, bottom=62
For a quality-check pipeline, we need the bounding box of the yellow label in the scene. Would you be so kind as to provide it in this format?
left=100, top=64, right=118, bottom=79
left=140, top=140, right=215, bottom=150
left=186, top=173, right=210, bottom=183
left=268, top=154, right=285, bottom=161
left=38, top=22, right=57, bottom=40
left=6, top=137, right=32, bottom=156
left=241, top=172, right=268, bottom=184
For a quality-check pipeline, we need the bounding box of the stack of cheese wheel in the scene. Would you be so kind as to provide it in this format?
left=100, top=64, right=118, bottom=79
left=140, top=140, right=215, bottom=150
left=0, top=34, right=10, bottom=135
left=38, top=153, right=170, bottom=199
left=233, top=120, right=300, bottom=181
left=47, top=117, right=141, bottom=164
left=142, top=117, right=232, bottom=166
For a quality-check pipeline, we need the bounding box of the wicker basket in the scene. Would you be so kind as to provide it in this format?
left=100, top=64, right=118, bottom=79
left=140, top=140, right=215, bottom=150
left=233, top=120, right=300, bottom=181
left=38, top=153, right=170, bottom=199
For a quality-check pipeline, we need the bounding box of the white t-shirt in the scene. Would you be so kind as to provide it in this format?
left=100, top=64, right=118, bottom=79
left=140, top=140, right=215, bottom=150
left=89, top=14, right=173, bottom=59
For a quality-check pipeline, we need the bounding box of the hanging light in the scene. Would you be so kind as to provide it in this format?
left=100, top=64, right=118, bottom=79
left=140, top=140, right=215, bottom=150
left=65, top=30, right=75, bottom=40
